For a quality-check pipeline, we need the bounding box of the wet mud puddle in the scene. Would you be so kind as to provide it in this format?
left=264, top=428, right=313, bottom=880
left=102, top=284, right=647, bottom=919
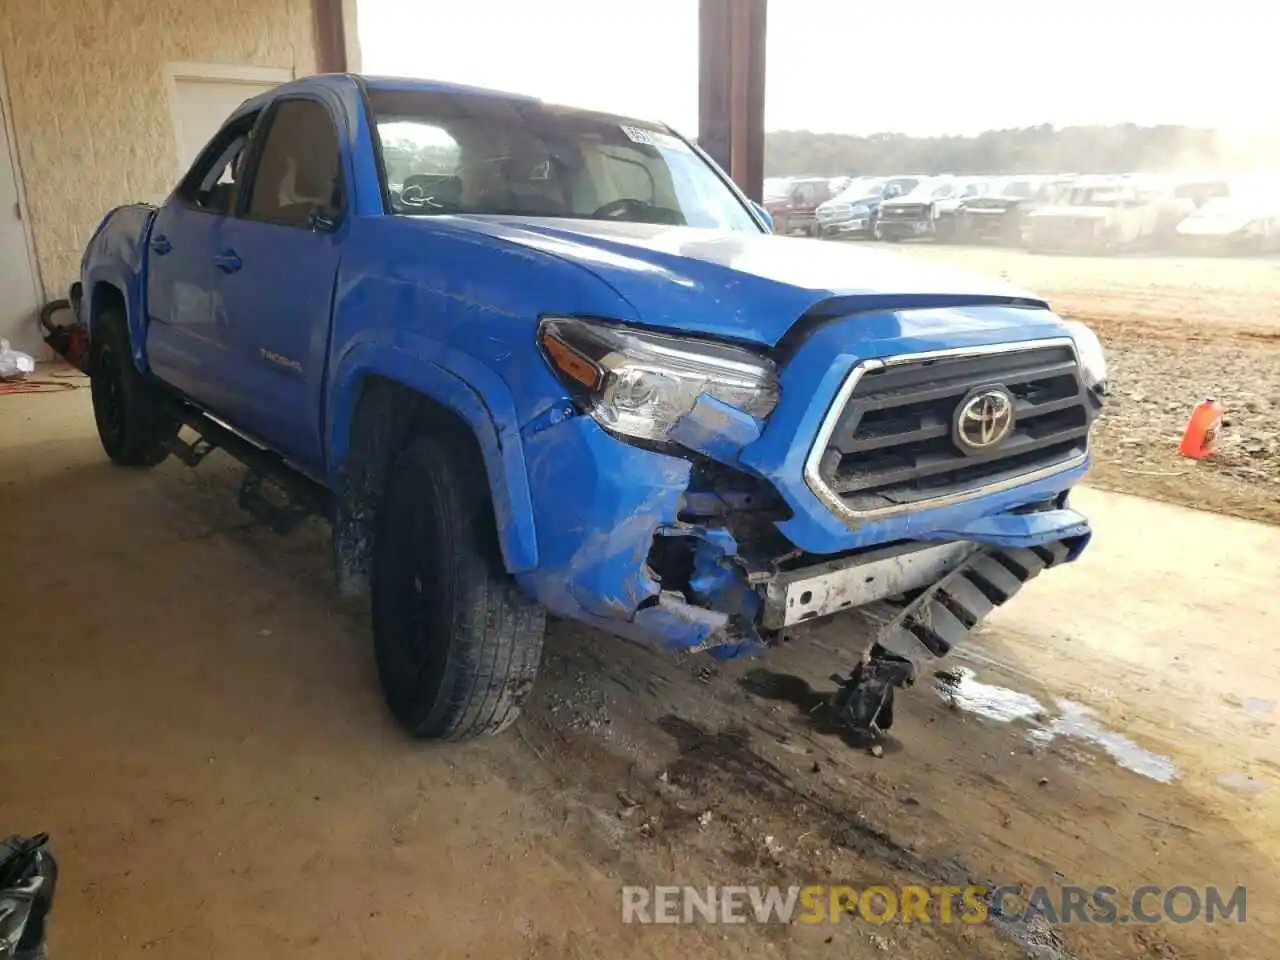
left=934, top=666, right=1178, bottom=783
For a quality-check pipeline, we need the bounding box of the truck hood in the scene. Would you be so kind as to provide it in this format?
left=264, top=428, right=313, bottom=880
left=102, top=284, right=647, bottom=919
left=1177, top=215, right=1255, bottom=237
left=880, top=197, right=929, bottom=210
left=1029, top=206, right=1113, bottom=221
left=841, top=194, right=883, bottom=208
left=964, top=196, right=1022, bottom=212
left=438, top=215, right=1046, bottom=346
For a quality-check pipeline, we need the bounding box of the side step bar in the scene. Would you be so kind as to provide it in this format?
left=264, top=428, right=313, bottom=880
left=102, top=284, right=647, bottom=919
left=166, top=408, right=332, bottom=532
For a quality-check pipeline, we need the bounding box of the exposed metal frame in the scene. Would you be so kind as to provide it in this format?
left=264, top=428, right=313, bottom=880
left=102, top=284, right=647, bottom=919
left=803, top=338, right=1088, bottom=523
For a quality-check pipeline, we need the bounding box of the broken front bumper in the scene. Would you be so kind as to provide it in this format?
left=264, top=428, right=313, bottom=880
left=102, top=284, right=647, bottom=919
left=515, top=308, right=1093, bottom=657
left=763, top=541, right=973, bottom=629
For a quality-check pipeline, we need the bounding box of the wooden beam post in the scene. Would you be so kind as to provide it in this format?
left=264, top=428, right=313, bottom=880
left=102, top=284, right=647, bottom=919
left=312, top=0, right=348, bottom=74
left=699, top=0, right=766, bottom=201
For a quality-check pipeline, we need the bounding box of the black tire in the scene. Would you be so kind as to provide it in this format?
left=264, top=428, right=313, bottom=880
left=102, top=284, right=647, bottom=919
left=371, top=432, right=546, bottom=739
left=90, top=310, right=177, bottom=467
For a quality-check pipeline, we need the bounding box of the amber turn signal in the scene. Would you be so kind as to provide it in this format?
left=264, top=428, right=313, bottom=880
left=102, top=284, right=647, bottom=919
left=540, top=328, right=602, bottom=391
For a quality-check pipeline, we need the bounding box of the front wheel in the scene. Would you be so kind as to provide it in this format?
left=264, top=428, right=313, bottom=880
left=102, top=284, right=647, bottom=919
left=90, top=310, right=178, bottom=467
left=371, top=432, right=546, bottom=739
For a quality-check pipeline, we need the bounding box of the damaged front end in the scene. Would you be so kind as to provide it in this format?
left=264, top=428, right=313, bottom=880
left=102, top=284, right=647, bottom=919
left=518, top=310, right=1101, bottom=733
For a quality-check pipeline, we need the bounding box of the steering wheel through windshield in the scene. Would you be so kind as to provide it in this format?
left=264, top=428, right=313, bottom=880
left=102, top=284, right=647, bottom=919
left=591, top=197, right=685, bottom=225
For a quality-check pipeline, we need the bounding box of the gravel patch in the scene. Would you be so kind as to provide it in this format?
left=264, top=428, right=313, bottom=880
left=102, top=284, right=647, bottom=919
left=1087, top=324, right=1280, bottom=524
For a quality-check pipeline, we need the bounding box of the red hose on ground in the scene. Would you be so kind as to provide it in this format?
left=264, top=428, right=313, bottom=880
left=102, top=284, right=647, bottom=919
left=0, top=378, right=82, bottom=396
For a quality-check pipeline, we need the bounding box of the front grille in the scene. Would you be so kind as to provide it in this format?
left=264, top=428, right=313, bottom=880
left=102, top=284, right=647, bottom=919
left=881, top=204, right=927, bottom=220
left=814, top=343, right=1092, bottom=516
left=1036, top=217, right=1098, bottom=241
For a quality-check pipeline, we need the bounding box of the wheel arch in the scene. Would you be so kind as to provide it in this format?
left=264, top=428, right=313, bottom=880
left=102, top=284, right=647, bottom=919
left=85, top=277, right=152, bottom=372
left=328, top=347, right=539, bottom=597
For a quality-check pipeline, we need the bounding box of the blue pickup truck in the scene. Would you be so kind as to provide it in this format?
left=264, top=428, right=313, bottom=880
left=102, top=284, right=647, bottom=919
left=78, top=74, right=1105, bottom=741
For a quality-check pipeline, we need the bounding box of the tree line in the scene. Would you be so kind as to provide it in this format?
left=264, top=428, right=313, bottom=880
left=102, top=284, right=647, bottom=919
left=763, top=124, right=1254, bottom=177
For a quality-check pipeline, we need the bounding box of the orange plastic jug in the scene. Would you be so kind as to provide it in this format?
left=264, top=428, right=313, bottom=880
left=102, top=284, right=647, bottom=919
left=1178, top=399, right=1223, bottom=459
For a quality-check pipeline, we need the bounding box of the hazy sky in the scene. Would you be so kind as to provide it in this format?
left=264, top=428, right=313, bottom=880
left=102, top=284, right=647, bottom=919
left=359, top=0, right=1275, bottom=136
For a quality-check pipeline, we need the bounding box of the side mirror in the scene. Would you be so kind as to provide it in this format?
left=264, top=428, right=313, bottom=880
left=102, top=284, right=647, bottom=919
left=308, top=205, right=339, bottom=232
left=752, top=201, right=774, bottom=232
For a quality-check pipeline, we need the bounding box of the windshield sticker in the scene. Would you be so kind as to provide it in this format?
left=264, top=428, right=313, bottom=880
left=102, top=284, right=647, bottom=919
left=622, top=124, right=693, bottom=154
left=620, top=125, right=656, bottom=145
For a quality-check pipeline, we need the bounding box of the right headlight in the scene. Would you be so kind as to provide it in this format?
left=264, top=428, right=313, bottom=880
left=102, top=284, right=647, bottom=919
left=850, top=204, right=870, bottom=216
left=1064, top=320, right=1107, bottom=391
left=538, top=317, right=780, bottom=443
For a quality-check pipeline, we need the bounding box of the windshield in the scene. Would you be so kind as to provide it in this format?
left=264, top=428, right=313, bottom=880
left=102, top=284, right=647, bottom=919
left=831, top=178, right=880, bottom=202
left=998, top=179, right=1037, bottom=199
left=370, top=88, right=761, bottom=232
left=883, top=177, right=921, bottom=197
left=1068, top=186, right=1131, bottom=206
left=763, top=177, right=791, bottom=200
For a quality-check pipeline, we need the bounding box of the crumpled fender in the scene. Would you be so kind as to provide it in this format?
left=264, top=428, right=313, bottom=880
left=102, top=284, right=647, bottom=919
left=326, top=329, right=540, bottom=573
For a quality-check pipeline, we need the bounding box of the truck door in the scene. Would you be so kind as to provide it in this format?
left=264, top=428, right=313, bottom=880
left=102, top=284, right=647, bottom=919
left=145, top=112, right=260, bottom=412
left=213, top=96, right=345, bottom=477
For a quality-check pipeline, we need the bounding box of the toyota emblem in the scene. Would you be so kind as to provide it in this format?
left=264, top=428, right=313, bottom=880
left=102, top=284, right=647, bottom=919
left=954, top=387, right=1016, bottom=453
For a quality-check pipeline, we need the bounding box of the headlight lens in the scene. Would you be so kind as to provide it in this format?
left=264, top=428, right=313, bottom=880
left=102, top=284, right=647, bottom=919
left=1064, top=320, right=1107, bottom=389
left=850, top=204, right=869, bottom=216
left=538, top=317, right=779, bottom=442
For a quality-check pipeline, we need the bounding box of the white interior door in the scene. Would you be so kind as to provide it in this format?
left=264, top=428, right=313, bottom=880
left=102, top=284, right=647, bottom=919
left=0, top=95, right=41, bottom=356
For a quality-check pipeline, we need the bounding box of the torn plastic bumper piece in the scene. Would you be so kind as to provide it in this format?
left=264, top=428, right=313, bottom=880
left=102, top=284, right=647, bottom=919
left=916, top=507, right=1091, bottom=557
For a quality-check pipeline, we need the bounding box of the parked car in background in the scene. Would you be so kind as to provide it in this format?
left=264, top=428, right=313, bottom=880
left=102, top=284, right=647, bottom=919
left=959, top=176, right=1071, bottom=245
left=763, top=177, right=792, bottom=201
left=1151, top=176, right=1232, bottom=243
left=1176, top=194, right=1280, bottom=254
left=877, top=177, right=988, bottom=242
left=765, top=176, right=839, bottom=236
left=1024, top=177, right=1162, bottom=254
left=814, top=175, right=923, bottom=239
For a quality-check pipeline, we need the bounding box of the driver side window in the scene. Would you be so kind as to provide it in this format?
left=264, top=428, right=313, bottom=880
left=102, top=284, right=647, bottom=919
left=177, top=112, right=259, bottom=215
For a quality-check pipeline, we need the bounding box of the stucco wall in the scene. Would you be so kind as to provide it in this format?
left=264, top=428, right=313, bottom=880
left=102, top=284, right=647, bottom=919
left=0, top=0, right=318, bottom=300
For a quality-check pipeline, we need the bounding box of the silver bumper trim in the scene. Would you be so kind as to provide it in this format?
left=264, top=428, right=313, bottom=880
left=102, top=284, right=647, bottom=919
left=762, top=541, right=976, bottom=629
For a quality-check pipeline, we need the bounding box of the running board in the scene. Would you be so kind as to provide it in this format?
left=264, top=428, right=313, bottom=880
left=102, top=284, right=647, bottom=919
left=168, top=408, right=333, bottom=531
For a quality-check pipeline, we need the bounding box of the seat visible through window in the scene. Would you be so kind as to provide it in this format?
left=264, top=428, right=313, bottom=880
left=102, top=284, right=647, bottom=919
left=245, top=99, right=342, bottom=226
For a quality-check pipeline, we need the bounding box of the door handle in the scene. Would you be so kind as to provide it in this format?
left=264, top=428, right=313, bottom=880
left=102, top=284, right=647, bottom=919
left=213, top=249, right=242, bottom=274
left=151, top=234, right=172, bottom=255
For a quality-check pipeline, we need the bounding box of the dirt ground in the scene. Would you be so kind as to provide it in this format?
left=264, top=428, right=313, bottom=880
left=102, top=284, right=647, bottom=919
left=897, top=245, right=1280, bottom=524
left=2, top=360, right=1279, bottom=958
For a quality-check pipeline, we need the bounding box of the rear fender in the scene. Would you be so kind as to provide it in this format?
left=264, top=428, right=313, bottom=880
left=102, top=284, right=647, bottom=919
left=327, top=330, right=538, bottom=574
left=80, top=203, right=157, bottom=370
